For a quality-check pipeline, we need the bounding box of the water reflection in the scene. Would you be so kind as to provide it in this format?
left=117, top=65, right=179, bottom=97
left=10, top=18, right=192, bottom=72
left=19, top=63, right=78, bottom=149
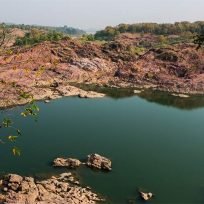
left=138, top=90, right=204, bottom=110
left=74, top=83, right=204, bottom=110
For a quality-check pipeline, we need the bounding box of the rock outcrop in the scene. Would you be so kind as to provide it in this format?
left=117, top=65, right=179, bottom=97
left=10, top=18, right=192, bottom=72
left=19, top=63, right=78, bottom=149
left=86, top=154, right=112, bottom=171
left=0, top=173, right=104, bottom=204
left=53, top=158, right=81, bottom=168
left=56, top=85, right=105, bottom=98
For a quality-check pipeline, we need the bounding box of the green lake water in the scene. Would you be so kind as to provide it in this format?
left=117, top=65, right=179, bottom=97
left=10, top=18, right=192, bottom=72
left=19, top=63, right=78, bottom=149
left=1, top=89, right=204, bottom=203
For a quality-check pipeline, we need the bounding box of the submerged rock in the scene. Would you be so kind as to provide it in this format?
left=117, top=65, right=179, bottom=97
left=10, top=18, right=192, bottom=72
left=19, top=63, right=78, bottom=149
left=139, top=191, right=153, bottom=201
left=53, top=158, right=81, bottom=168
left=171, top=93, right=190, bottom=98
left=0, top=173, right=104, bottom=204
left=86, top=154, right=112, bottom=171
left=44, top=99, right=50, bottom=103
left=133, top=89, right=142, bottom=94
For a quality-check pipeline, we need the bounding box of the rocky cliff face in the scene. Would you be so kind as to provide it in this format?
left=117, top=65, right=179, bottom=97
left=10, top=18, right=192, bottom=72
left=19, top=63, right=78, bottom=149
left=0, top=36, right=204, bottom=107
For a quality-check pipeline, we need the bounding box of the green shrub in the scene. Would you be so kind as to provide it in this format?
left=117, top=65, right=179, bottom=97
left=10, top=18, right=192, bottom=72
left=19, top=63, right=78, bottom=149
left=127, top=46, right=146, bottom=55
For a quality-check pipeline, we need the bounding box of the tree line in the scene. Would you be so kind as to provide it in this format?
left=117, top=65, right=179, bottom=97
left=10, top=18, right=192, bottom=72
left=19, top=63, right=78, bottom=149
left=2, top=23, right=86, bottom=36
left=95, top=21, right=204, bottom=40
left=15, top=29, right=66, bottom=46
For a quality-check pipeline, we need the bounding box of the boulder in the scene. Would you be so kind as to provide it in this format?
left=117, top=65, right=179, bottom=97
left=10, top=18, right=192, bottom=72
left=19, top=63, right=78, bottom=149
left=8, top=174, right=23, bottom=184
left=59, top=173, right=72, bottom=179
left=53, top=158, right=81, bottom=168
left=78, top=93, right=88, bottom=98
left=86, top=154, right=112, bottom=171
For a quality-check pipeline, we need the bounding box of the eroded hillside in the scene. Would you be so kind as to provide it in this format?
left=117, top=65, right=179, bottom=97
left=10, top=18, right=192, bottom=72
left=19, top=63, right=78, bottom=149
left=0, top=34, right=204, bottom=107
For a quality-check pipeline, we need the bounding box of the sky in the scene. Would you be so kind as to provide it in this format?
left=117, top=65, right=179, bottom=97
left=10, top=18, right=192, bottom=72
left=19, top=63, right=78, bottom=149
left=0, top=0, right=204, bottom=30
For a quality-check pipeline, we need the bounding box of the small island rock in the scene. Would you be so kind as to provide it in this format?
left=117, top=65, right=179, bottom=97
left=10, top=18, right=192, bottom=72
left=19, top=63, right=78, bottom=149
left=53, top=158, right=81, bottom=168
left=140, top=191, right=153, bottom=201
left=86, top=154, right=112, bottom=171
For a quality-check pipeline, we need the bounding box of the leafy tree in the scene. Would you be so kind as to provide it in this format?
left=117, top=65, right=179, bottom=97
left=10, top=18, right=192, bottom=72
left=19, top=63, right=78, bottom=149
left=81, top=34, right=95, bottom=41
left=0, top=24, right=13, bottom=47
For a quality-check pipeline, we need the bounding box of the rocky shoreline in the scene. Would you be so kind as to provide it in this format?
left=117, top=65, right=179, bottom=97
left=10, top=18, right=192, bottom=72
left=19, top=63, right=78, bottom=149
left=0, top=83, right=105, bottom=109
left=0, top=173, right=104, bottom=204
left=0, top=80, right=198, bottom=110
